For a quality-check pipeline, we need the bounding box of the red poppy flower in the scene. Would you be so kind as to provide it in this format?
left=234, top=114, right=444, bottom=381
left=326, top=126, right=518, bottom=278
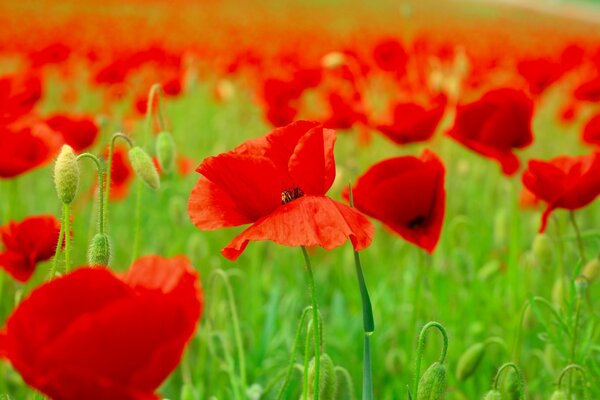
left=348, top=149, right=445, bottom=253
left=0, top=74, right=43, bottom=124
left=583, top=112, right=600, bottom=146
left=373, top=38, right=408, bottom=73
left=29, top=43, right=71, bottom=67
left=376, top=96, right=446, bottom=145
left=522, top=153, right=600, bottom=232
left=322, top=92, right=366, bottom=130
left=0, top=123, right=54, bottom=179
left=517, top=58, right=563, bottom=96
left=0, top=255, right=203, bottom=400
left=574, top=75, right=600, bottom=102
left=188, top=120, right=374, bottom=260
left=46, top=114, right=99, bottom=152
left=105, top=146, right=134, bottom=201
left=0, top=215, right=60, bottom=282
left=447, top=88, right=534, bottom=175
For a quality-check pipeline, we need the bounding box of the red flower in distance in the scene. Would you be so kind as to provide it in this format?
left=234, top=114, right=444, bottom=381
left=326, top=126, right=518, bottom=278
left=376, top=96, right=446, bottom=145
left=373, top=38, right=408, bottom=73
left=574, top=75, right=600, bottom=102
left=29, top=43, right=71, bottom=68
left=349, top=149, right=446, bottom=253
left=517, top=58, right=563, bottom=96
left=0, top=74, right=43, bottom=124
left=522, top=153, right=600, bottom=232
left=582, top=112, right=600, bottom=146
left=188, top=120, right=374, bottom=260
left=105, top=146, right=134, bottom=200
left=0, top=123, right=55, bottom=179
left=0, top=255, right=203, bottom=400
left=0, top=215, right=60, bottom=282
left=448, top=88, right=534, bottom=175
left=46, top=114, right=99, bottom=152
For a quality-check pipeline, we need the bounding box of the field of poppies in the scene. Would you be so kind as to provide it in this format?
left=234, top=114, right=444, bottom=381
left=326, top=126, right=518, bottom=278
left=0, top=0, right=600, bottom=399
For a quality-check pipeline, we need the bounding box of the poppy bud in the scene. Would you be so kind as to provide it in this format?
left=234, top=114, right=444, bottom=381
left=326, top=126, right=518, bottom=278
left=54, top=145, right=80, bottom=204
left=552, top=278, right=565, bottom=308
left=417, top=362, right=446, bottom=400
left=581, top=257, right=600, bottom=283
left=483, top=390, right=502, bottom=400
left=531, top=233, right=552, bottom=267
left=501, top=368, right=521, bottom=400
left=88, top=233, right=111, bottom=266
left=456, top=342, right=485, bottom=381
left=129, top=146, right=160, bottom=190
left=321, top=52, right=346, bottom=69
left=307, top=353, right=338, bottom=400
left=155, top=131, right=176, bottom=174
left=550, top=389, right=567, bottom=400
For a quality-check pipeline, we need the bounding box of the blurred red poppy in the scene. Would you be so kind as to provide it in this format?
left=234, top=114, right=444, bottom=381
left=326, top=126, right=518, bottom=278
left=348, top=149, right=445, bottom=253
left=517, top=58, right=563, bottom=96
left=0, top=123, right=55, bottom=179
left=583, top=112, right=600, bottom=146
left=574, top=75, right=600, bottom=102
left=105, top=146, right=133, bottom=200
left=29, top=43, right=71, bottom=68
left=188, top=120, right=374, bottom=260
left=0, top=255, right=203, bottom=400
left=0, top=215, right=60, bottom=282
left=322, top=92, right=366, bottom=130
left=448, top=88, right=534, bottom=175
left=376, top=96, right=446, bottom=145
left=522, top=153, right=600, bottom=232
left=0, top=74, right=43, bottom=124
left=373, top=38, right=407, bottom=73
left=46, top=114, right=99, bottom=152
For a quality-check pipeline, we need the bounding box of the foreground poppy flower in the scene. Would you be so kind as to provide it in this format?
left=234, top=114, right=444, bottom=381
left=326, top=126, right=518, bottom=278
left=188, top=120, right=374, bottom=260
left=46, top=114, right=99, bottom=152
left=0, top=215, right=60, bottom=282
left=376, top=96, right=446, bottom=145
left=0, top=255, right=203, bottom=400
left=448, top=88, right=534, bottom=175
left=522, top=153, right=600, bottom=232
left=348, top=149, right=445, bottom=253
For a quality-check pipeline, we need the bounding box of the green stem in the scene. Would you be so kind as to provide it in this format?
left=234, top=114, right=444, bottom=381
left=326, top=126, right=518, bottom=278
left=413, top=321, right=448, bottom=398
left=557, top=364, right=586, bottom=388
left=353, top=250, right=374, bottom=400
left=492, top=362, right=524, bottom=393
left=301, top=246, right=321, bottom=400
left=144, top=83, right=167, bottom=145
left=278, top=306, right=312, bottom=400
left=104, top=132, right=134, bottom=229
left=569, top=211, right=586, bottom=263
left=63, top=203, right=71, bottom=273
left=570, top=293, right=582, bottom=363
left=76, top=153, right=105, bottom=234
left=131, top=179, right=143, bottom=263
left=553, top=216, right=567, bottom=284
left=49, top=216, right=65, bottom=279
left=303, top=318, right=313, bottom=400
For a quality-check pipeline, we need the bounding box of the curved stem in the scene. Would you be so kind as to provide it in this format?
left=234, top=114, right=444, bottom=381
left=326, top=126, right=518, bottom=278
left=492, top=362, right=523, bottom=393
left=104, top=132, right=134, bottom=229
left=569, top=211, right=586, bottom=264
left=131, top=180, right=143, bottom=263
left=301, top=246, right=321, bottom=400
left=557, top=364, right=586, bottom=388
left=413, top=321, right=449, bottom=397
left=277, top=306, right=312, bottom=400
left=77, top=153, right=105, bottom=234
left=49, top=214, right=65, bottom=279
left=63, top=203, right=71, bottom=273
left=144, top=83, right=167, bottom=145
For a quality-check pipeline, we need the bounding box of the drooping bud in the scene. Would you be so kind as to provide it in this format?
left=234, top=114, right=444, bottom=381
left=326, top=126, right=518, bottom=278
left=501, top=368, right=521, bottom=400
left=549, top=389, right=567, bottom=400
left=483, top=390, right=502, bottom=400
left=456, top=342, right=485, bottom=381
left=307, top=353, right=338, bottom=400
left=88, top=233, right=111, bottom=266
left=581, top=257, right=600, bottom=283
left=129, top=146, right=160, bottom=190
left=54, top=145, right=80, bottom=204
left=155, top=131, right=176, bottom=174
left=531, top=233, right=553, bottom=267
left=417, top=362, right=446, bottom=400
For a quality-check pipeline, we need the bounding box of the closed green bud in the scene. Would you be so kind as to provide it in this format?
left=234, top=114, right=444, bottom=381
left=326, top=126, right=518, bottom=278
left=501, top=369, right=521, bottom=400
left=456, top=342, right=486, bottom=381
left=550, top=389, right=567, bottom=400
left=129, top=146, right=160, bottom=190
left=156, top=131, right=176, bottom=174
left=54, top=145, right=80, bottom=204
left=88, top=233, right=111, bottom=266
left=308, top=354, right=337, bottom=400
left=531, top=233, right=552, bottom=267
left=581, top=257, right=600, bottom=283
left=552, top=278, right=565, bottom=308
left=418, top=362, right=446, bottom=400
left=483, top=390, right=502, bottom=400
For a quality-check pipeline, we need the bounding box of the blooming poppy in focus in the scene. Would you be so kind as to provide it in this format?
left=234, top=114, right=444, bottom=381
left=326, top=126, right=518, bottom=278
left=522, top=153, right=600, bottom=232
left=0, top=255, right=203, bottom=400
left=348, top=149, right=445, bottom=253
left=0, top=124, right=54, bottom=179
left=373, top=38, right=408, bottom=73
left=0, top=74, right=42, bottom=124
left=105, top=146, right=133, bottom=200
left=582, top=112, right=600, bottom=146
left=0, top=215, right=60, bottom=282
left=376, top=96, right=446, bottom=145
left=188, top=120, right=374, bottom=260
left=448, top=88, right=534, bottom=175
left=46, top=114, right=99, bottom=152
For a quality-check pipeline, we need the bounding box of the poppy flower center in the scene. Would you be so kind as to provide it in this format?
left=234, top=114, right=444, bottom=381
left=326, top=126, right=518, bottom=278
left=281, top=186, right=305, bottom=205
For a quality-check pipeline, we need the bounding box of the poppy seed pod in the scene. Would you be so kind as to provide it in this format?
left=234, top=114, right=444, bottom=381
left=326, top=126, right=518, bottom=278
left=417, top=362, right=447, bottom=400
left=308, top=353, right=338, bottom=400
left=456, top=342, right=486, bottom=381
left=581, top=257, right=600, bottom=283
left=483, top=390, right=502, bottom=400
left=129, top=146, right=160, bottom=190
left=88, top=233, right=111, bottom=266
left=156, top=131, right=176, bottom=174
left=54, top=145, right=80, bottom=204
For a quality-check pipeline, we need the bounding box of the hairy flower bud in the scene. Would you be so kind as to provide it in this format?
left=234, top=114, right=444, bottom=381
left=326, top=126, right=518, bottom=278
left=88, top=233, right=111, bottom=266
left=129, top=146, right=160, bottom=190
left=418, top=362, right=446, bottom=400
left=155, top=131, right=176, bottom=174
left=54, top=145, right=80, bottom=204
left=581, top=257, right=600, bottom=283
left=456, top=342, right=485, bottom=381
left=308, top=353, right=337, bottom=400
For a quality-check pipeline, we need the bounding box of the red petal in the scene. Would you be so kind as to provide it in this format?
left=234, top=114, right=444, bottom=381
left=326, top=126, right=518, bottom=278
left=221, top=196, right=373, bottom=260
